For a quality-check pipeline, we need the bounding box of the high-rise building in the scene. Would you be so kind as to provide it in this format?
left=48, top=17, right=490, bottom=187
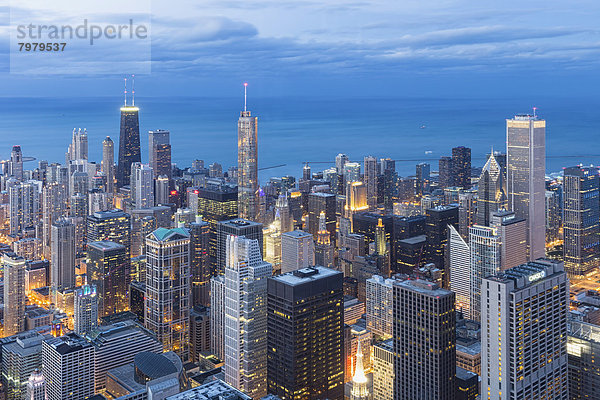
left=476, top=152, right=506, bottom=226
left=26, top=369, right=46, bottom=400
left=223, top=235, right=272, bottom=398
left=506, top=114, right=546, bottom=260
left=42, top=333, right=95, bottom=400
left=145, top=228, right=191, bottom=360
left=490, top=210, right=527, bottom=270
left=131, top=162, right=154, bottom=208
left=267, top=266, right=344, bottom=400
left=216, top=219, right=262, bottom=275
left=364, top=156, right=378, bottom=210
left=50, top=218, right=75, bottom=294
left=458, top=189, right=477, bottom=239
left=190, top=305, right=211, bottom=363
left=563, top=166, right=600, bottom=277
left=307, top=192, right=336, bottom=243
left=67, top=128, right=88, bottom=161
left=336, top=153, right=349, bottom=174
left=482, top=259, right=568, bottom=400
left=545, top=189, right=561, bottom=244
left=448, top=224, right=471, bottom=317
left=438, top=156, right=453, bottom=188
left=116, top=103, right=141, bottom=188
left=189, top=216, right=210, bottom=306
left=237, top=85, right=259, bottom=221
left=393, top=279, right=456, bottom=400
left=315, top=211, right=335, bottom=268
left=567, top=319, right=600, bottom=399
left=9, top=180, right=40, bottom=235
left=74, top=284, right=98, bottom=335
left=452, top=146, right=471, bottom=189
left=9, top=145, right=24, bottom=180
left=102, top=136, right=115, bottom=194
left=468, top=225, right=501, bottom=321
left=86, top=241, right=129, bottom=317
left=87, top=209, right=131, bottom=257
left=344, top=182, right=369, bottom=224
left=281, top=230, right=315, bottom=274
left=210, top=274, right=226, bottom=360
left=3, top=253, right=26, bottom=336
left=366, top=275, right=394, bottom=337
left=2, top=333, right=44, bottom=400
left=88, top=188, right=110, bottom=214
left=373, top=339, right=394, bottom=400
left=42, top=182, right=68, bottom=258
left=425, top=205, right=459, bottom=271
left=148, top=129, right=171, bottom=177
left=415, top=162, right=430, bottom=196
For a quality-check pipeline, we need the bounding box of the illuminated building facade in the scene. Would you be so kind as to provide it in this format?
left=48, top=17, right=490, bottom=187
left=563, top=166, right=600, bottom=277
left=281, top=230, right=315, bottom=274
left=468, top=225, right=501, bottom=321
left=148, top=129, right=171, bottom=178
left=452, top=146, right=471, bottom=189
left=373, top=339, right=394, bottom=400
left=9, top=180, right=40, bottom=235
left=1, top=333, right=44, bottom=400
left=237, top=87, right=259, bottom=221
left=393, top=279, right=455, bottom=400
left=144, top=228, right=191, bottom=360
left=87, top=241, right=129, bottom=317
left=307, top=192, right=336, bottom=243
left=74, top=284, right=98, bottom=335
left=267, top=266, right=344, bottom=400
left=87, top=209, right=131, bottom=257
left=50, top=218, right=76, bottom=293
left=366, top=275, right=394, bottom=337
left=364, top=155, right=378, bottom=210
left=476, top=152, right=506, bottom=226
left=216, top=218, right=262, bottom=275
left=102, top=136, right=115, bottom=194
left=506, top=114, right=546, bottom=260
left=189, top=216, right=210, bottom=306
left=568, top=320, right=600, bottom=399
left=3, top=253, right=26, bottom=337
left=116, top=105, right=141, bottom=188
left=482, top=259, right=568, bottom=400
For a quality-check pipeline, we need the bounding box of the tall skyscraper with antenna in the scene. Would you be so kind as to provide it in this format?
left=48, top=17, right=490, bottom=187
left=117, top=77, right=141, bottom=188
left=237, top=83, right=259, bottom=221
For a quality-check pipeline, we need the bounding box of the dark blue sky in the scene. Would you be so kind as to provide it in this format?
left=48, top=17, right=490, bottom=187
left=1, top=0, right=599, bottom=98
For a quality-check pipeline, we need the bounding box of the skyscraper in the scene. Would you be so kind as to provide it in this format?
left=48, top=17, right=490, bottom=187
left=563, top=166, right=600, bottom=277
left=468, top=225, right=501, bottom=321
left=482, top=259, right=568, bottom=400
left=267, top=266, right=344, bottom=400
left=41, top=182, right=68, bottom=258
left=131, top=162, right=154, bottom=208
left=145, top=228, right=191, bottom=359
left=373, top=339, right=394, bottom=400
left=438, top=156, right=453, bottom=188
left=9, top=180, right=40, bottom=235
left=281, top=230, right=315, bottom=274
left=50, top=218, right=76, bottom=293
left=86, top=241, right=129, bottom=317
left=567, top=320, right=600, bottom=399
left=210, top=274, right=226, bottom=360
left=307, top=192, right=336, bottom=243
left=490, top=210, right=527, bottom=270
left=476, top=152, right=506, bottom=226
left=507, top=114, right=546, bottom=260
left=364, top=155, right=378, bottom=210
left=148, top=129, right=171, bottom=176
left=117, top=101, right=141, bottom=188
left=365, top=275, right=394, bottom=337
left=350, top=341, right=369, bottom=400
left=102, top=136, right=115, bottom=194
left=2, top=333, right=44, bottom=400
left=74, top=284, right=98, bottom=335
left=216, top=218, right=263, bottom=275
left=448, top=224, right=471, bottom=317
left=87, top=209, right=131, bottom=257
left=393, top=279, right=456, bottom=400
left=223, top=235, right=272, bottom=398
left=315, top=211, right=335, bottom=268
left=452, top=146, right=471, bottom=189
left=67, top=128, right=88, bottom=161
left=3, top=253, right=26, bottom=336
left=425, top=205, right=459, bottom=271
left=415, top=162, right=430, bottom=196
left=189, top=216, right=210, bottom=306
left=238, top=84, right=259, bottom=221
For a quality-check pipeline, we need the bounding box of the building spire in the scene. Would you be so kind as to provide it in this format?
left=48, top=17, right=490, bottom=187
left=351, top=340, right=369, bottom=400
left=131, top=74, right=135, bottom=106
left=123, top=77, right=127, bottom=107
left=244, top=82, right=248, bottom=112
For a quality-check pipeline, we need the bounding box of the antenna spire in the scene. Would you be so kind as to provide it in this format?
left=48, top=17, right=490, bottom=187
left=131, top=74, right=135, bottom=106
left=533, top=107, right=537, bottom=118
left=123, top=77, right=128, bottom=107
left=244, top=82, right=248, bottom=112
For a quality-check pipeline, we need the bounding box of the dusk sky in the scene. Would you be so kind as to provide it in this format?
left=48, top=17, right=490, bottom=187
left=1, top=0, right=599, bottom=98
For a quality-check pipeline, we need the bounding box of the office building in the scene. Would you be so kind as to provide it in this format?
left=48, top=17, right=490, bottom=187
left=563, top=166, right=600, bottom=277
left=344, top=182, right=369, bottom=224
left=365, top=275, right=394, bottom=338
left=237, top=85, right=259, bottom=221
left=74, top=284, right=98, bottom=335
left=67, top=128, right=88, bottom=161
left=87, top=241, right=129, bottom=317
left=458, top=189, right=477, bottom=239
left=567, top=319, right=600, bottom=399
left=490, top=210, right=527, bottom=270
left=168, top=380, right=252, bottom=400
left=1, top=332, right=44, bottom=400
left=448, top=224, right=471, bottom=317
left=42, top=333, right=95, bottom=400
left=9, top=180, right=40, bottom=235
left=189, top=216, right=210, bottom=306
left=364, top=155, right=378, bottom=210
left=452, top=146, right=471, bottom=189
left=267, top=266, right=344, bottom=400
left=86, top=320, right=163, bottom=392
left=210, top=275, right=226, bottom=360
left=223, top=235, right=272, bottom=398
left=145, top=228, right=191, bottom=360
left=116, top=102, right=141, bottom=188
left=131, top=162, right=155, bottom=208
left=373, top=339, right=394, bottom=400
left=87, top=209, right=131, bottom=256
left=425, top=205, right=459, bottom=271
left=415, top=162, right=430, bottom=196
left=102, top=136, right=115, bottom=193
left=482, top=259, right=568, bottom=400
left=438, top=156, right=453, bottom=188
left=281, top=230, right=315, bottom=274
left=468, top=225, right=501, bottom=321
left=190, top=305, right=211, bottom=363
left=149, top=129, right=171, bottom=178
left=315, top=211, right=335, bottom=268
left=41, top=182, right=68, bottom=258
left=456, top=368, right=478, bottom=400
left=216, top=218, right=262, bottom=275
left=88, top=188, right=110, bottom=214
left=307, top=192, right=336, bottom=243
left=9, top=145, right=24, bottom=180
left=476, top=152, right=506, bottom=226
left=26, top=369, right=46, bottom=400
left=506, top=114, right=546, bottom=260
left=545, top=189, right=562, bottom=244
left=3, top=253, right=27, bottom=337
left=393, top=279, right=456, bottom=400
left=50, top=218, right=76, bottom=292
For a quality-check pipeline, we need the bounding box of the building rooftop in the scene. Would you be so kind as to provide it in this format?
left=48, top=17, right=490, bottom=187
left=282, top=230, right=312, bottom=239
left=87, top=241, right=126, bottom=251
left=166, top=379, right=251, bottom=400
left=485, top=258, right=564, bottom=289
left=374, top=338, right=394, bottom=352
left=150, top=227, right=190, bottom=242
left=90, top=209, right=129, bottom=220
left=44, top=333, right=91, bottom=355
left=398, top=235, right=427, bottom=245
left=271, top=266, right=341, bottom=286
left=219, top=219, right=262, bottom=228
left=393, top=279, right=453, bottom=297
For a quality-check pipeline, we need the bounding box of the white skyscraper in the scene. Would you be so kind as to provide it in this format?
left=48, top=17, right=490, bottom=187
left=74, top=284, right=98, bottom=335
left=3, top=253, right=26, bottom=336
left=448, top=224, right=471, bottom=317
left=210, top=275, right=226, bottom=360
left=469, top=225, right=501, bottom=321
left=365, top=275, right=394, bottom=338
left=102, top=136, right=115, bottom=194
left=482, top=259, right=568, bottom=400
left=131, top=162, right=154, bottom=209
left=41, top=182, right=68, bottom=258
left=281, top=230, right=315, bottom=274
left=9, top=180, right=40, bottom=235
left=507, top=114, right=546, bottom=260
left=224, top=235, right=272, bottom=398
left=88, top=189, right=110, bottom=215
left=67, top=128, right=88, bottom=161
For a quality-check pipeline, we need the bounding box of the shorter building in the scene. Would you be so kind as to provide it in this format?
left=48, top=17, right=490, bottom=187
left=281, top=230, right=315, bottom=274
left=567, top=319, right=600, bottom=399
left=344, top=296, right=365, bottom=326
left=166, top=379, right=252, bottom=400
left=455, top=367, right=478, bottom=400
left=372, top=339, right=394, bottom=400
left=1, top=332, right=45, bottom=400
left=190, top=305, right=211, bottom=363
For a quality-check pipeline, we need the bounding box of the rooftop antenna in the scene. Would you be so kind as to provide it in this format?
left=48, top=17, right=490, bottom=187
left=533, top=107, right=537, bottom=118
left=244, top=82, right=248, bottom=112
left=131, top=74, right=135, bottom=106
left=123, top=77, right=128, bottom=107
